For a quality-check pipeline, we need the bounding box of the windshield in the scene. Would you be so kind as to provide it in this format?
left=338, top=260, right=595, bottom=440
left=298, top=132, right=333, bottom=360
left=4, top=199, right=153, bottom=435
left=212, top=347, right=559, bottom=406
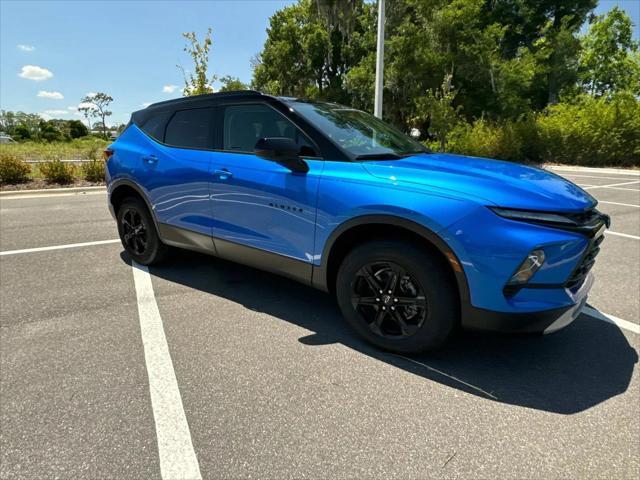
left=288, top=101, right=429, bottom=159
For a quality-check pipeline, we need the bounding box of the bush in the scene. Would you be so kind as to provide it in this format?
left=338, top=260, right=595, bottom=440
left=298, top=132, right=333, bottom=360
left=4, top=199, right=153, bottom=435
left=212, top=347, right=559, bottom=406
left=446, top=118, right=535, bottom=163
left=0, top=152, right=31, bottom=184
left=81, top=159, right=105, bottom=182
left=536, top=93, right=640, bottom=167
left=39, top=160, right=74, bottom=184
left=442, top=93, right=639, bottom=166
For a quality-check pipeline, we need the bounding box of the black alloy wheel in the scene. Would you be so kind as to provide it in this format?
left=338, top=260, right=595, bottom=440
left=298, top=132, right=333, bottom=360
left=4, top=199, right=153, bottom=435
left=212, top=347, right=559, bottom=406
left=336, top=239, right=458, bottom=353
left=121, top=208, right=148, bottom=256
left=351, top=261, right=427, bottom=338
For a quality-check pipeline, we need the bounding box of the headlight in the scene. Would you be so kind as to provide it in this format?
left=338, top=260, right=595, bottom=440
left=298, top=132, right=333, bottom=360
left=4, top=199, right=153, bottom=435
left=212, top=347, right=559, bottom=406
left=489, top=207, right=577, bottom=226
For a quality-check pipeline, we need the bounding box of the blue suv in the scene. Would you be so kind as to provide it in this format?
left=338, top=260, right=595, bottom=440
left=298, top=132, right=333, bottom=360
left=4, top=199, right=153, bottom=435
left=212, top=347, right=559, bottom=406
left=106, top=90, right=609, bottom=353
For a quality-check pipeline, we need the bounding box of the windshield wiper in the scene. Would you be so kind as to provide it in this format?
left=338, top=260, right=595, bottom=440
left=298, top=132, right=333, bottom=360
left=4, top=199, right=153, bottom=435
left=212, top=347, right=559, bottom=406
left=354, top=153, right=402, bottom=161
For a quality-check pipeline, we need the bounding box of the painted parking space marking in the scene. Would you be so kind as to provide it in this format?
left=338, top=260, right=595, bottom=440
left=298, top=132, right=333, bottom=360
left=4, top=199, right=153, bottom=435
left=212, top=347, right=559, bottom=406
left=0, top=239, right=120, bottom=256
left=583, top=180, right=640, bottom=190
left=132, top=261, right=202, bottom=480
left=597, top=201, right=640, bottom=208
left=583, top=306, right=640, bottom=334
left=606, top=231, right=640, bottom=240
left=561, top=174, right=640, bottom=181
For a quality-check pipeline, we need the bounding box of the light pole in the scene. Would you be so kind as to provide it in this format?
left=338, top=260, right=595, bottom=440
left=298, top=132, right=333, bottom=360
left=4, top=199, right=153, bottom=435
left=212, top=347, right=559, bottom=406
left=374, top=0, right=385, bottom=119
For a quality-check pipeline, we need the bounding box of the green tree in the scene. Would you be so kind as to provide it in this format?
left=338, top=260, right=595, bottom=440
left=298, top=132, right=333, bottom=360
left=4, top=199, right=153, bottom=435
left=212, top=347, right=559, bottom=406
left=218, top=75, right=248, bottom=92
left=38, top=120, right=65, bottom=142
left=252, top=0, right=372, bottom=102
left=579, top=7, right=640, bottom=96
left=179, top=28, right=216, bottom=96
left=68, top=120, right=88, bottom=138
left=412, top=74, right=462, bottom=150
left=78, top=93, right=113, bottom=139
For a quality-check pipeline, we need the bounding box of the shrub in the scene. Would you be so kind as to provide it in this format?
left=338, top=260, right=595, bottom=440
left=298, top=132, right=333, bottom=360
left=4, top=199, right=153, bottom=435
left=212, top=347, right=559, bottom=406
left=446, top=118, right=533, bottom=163
left=39, top=160, right=74, bottom=184
left=81, top=159, right=105, bottom=182
left=442, top=93, right=639, bottom=166
left=0, top=152, right=31, bottom=184
left=536, top=92, right=640, bottom=167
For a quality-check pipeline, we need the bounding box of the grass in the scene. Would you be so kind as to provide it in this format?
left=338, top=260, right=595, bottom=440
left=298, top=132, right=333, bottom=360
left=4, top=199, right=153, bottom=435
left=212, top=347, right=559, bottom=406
left=0, top=137, right=110, bottom=161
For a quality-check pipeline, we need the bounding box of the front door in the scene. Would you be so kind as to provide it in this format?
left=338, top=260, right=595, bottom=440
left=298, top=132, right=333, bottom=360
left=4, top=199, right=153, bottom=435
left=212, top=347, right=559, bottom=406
left=209, top=103, right=323, bottom=264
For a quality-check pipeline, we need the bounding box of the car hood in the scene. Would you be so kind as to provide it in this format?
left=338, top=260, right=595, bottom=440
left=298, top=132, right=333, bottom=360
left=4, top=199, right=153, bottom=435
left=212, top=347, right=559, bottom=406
left=361, top=153, right=597, bottom=212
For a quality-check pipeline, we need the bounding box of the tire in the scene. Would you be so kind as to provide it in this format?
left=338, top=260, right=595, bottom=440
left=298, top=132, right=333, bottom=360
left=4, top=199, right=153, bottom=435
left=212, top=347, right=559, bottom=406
left=335, top=240, right=458, bottom=354
left=116, top=197, right=169, bottom=266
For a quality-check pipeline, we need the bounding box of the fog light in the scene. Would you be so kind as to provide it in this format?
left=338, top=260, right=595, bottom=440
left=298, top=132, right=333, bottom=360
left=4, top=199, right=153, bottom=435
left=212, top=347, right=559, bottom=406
left=509, top=249, right=545, bottom=284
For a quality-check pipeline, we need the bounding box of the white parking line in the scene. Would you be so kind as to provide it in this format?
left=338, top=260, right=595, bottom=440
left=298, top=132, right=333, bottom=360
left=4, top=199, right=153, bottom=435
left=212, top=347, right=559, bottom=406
left=597, top=201, right=640, bottom=208
left=583, top=306, right=640, bottom=334
left=583, top=180, right=640, bottom=190
left=606, top=231, right=640, bottom=240
left=131, top=261, right=202, bottom=480
left=0, top=239, right=120, bottom=256
left=562, top=174, right=637, bottom=181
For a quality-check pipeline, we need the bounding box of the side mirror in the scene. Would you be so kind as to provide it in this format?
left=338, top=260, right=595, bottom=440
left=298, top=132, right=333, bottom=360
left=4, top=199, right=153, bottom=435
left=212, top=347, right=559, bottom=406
left=254, top=137, right=309, bottom=173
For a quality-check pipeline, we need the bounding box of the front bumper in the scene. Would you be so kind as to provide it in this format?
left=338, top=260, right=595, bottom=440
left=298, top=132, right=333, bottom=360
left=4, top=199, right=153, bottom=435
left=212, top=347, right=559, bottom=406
left=461, top=272, right=593, bottom=334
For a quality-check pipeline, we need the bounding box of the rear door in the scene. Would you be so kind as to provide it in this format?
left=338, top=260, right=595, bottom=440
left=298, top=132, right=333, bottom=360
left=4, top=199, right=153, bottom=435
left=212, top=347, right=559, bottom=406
left=209, top=102, right=323, bottom=263
left=137, top=107, right=216, bottom=237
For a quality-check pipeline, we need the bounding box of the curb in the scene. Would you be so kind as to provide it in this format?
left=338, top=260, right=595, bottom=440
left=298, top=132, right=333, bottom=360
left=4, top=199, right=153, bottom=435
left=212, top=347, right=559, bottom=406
left=545, top=165, right=640, bottom=176
left=0, top=186, right=106, bottom=197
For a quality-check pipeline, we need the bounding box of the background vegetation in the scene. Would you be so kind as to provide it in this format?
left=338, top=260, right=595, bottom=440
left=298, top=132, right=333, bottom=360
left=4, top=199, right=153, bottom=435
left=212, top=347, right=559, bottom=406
left=2, top=0, right=638, bottom=183
left=251, top=0, right=639, bottom=166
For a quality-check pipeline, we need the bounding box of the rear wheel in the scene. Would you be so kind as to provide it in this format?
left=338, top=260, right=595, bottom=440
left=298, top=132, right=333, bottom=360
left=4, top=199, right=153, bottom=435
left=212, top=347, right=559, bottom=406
left=117, top=197, right=169, bottom=265
left=336, top=240, right=458, bottom=353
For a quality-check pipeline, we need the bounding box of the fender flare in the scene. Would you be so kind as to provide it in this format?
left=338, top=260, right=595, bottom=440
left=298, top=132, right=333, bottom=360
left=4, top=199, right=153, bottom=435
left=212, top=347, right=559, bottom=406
left=311, top=214, right=470, bottom=303
left=109, top=178, right=161, bottom=232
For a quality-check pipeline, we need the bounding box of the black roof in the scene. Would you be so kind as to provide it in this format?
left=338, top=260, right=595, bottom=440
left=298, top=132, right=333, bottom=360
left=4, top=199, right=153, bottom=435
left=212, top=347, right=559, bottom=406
left=145, top=90, right=269, bottom=109
left=132, top=90, right=278, bottom=125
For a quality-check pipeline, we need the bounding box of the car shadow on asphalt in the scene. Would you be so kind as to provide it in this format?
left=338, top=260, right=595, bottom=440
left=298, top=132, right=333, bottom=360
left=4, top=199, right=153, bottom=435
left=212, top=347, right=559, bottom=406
left=131, top=249, right=639, bottom=415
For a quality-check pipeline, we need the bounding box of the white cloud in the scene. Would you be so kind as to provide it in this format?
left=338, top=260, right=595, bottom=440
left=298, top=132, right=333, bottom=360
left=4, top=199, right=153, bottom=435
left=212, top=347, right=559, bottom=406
left=84, top=92, right=97, bottom=99
left=37, top=90, right=64, bottom=100
left=77, top=102, right=97, bottom=110
left=43, top=109, right=69, bottom=115
left=19, top=65, right=53, bottom=81
left=162, top=84, right=178, bottom=93
left=142, top=102, right=152, bottom=107
left=17, top=44, right=35, bottom=52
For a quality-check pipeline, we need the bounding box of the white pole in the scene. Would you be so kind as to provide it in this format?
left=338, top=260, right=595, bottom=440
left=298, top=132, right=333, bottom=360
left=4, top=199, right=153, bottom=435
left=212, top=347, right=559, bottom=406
left=374, top=0, right=385, bottom=119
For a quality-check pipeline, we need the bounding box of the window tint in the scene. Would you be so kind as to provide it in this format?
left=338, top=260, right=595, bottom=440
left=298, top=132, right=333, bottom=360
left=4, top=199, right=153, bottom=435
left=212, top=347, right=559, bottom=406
left=140, top=112, right=171, bottom=141
left=223, top=104, right=317, bottom=156
left=165, top=108, right=213, bottom=149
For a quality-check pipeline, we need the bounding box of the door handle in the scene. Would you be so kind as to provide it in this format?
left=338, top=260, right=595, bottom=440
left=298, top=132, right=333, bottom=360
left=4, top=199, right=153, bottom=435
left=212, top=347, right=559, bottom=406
left=142, top=155, right=158, bottom=164
left=215, top=168, right=233, bottom=180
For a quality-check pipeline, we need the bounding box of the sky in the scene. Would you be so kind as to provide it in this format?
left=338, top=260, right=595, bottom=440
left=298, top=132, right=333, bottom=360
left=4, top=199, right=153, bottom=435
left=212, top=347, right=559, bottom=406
left=1, top=0, right=638, bottom=127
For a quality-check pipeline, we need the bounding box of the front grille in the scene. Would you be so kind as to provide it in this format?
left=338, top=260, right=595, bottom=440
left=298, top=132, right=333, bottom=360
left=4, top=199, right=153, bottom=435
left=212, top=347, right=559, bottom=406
left=565, top=233, right=605, bottom=289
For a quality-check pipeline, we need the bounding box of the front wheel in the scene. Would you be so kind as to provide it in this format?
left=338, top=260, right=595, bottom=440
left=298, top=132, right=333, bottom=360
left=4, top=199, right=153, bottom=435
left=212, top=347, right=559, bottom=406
left=336, top=240, right=458, bottom=354
left=117, top=197, right=169, bottom=265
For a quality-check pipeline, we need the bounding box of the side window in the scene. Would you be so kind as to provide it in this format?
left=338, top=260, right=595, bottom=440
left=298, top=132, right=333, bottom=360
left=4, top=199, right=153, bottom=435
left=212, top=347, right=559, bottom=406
left=165, top=108, right=214, bottom=149
left=223, top=104, right=317, bottom=156
left=139, top=112, right=171, bottom=142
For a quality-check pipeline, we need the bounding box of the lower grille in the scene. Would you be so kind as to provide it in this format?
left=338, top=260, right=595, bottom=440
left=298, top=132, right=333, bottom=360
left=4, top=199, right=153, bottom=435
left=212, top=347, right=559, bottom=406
left=566, top=234, right=604, bottom=289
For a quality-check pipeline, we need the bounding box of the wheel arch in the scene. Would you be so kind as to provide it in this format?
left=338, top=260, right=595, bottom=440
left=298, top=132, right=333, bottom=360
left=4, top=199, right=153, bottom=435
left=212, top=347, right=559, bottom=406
left=312, top=215, right=470, bottom=305
left=109, top=180, right=160, bottom=230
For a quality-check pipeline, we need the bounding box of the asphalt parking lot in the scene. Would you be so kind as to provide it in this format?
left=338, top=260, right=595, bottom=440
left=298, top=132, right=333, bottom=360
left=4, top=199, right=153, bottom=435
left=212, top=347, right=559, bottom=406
left=1, top=166, right=638, bottom=479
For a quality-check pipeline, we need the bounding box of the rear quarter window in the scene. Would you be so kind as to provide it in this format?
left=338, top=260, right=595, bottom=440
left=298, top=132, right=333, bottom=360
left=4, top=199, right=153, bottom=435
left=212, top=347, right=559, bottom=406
left=139, top=112, right=172, bottom=142
left=164, top=108, right=214, bottom=149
